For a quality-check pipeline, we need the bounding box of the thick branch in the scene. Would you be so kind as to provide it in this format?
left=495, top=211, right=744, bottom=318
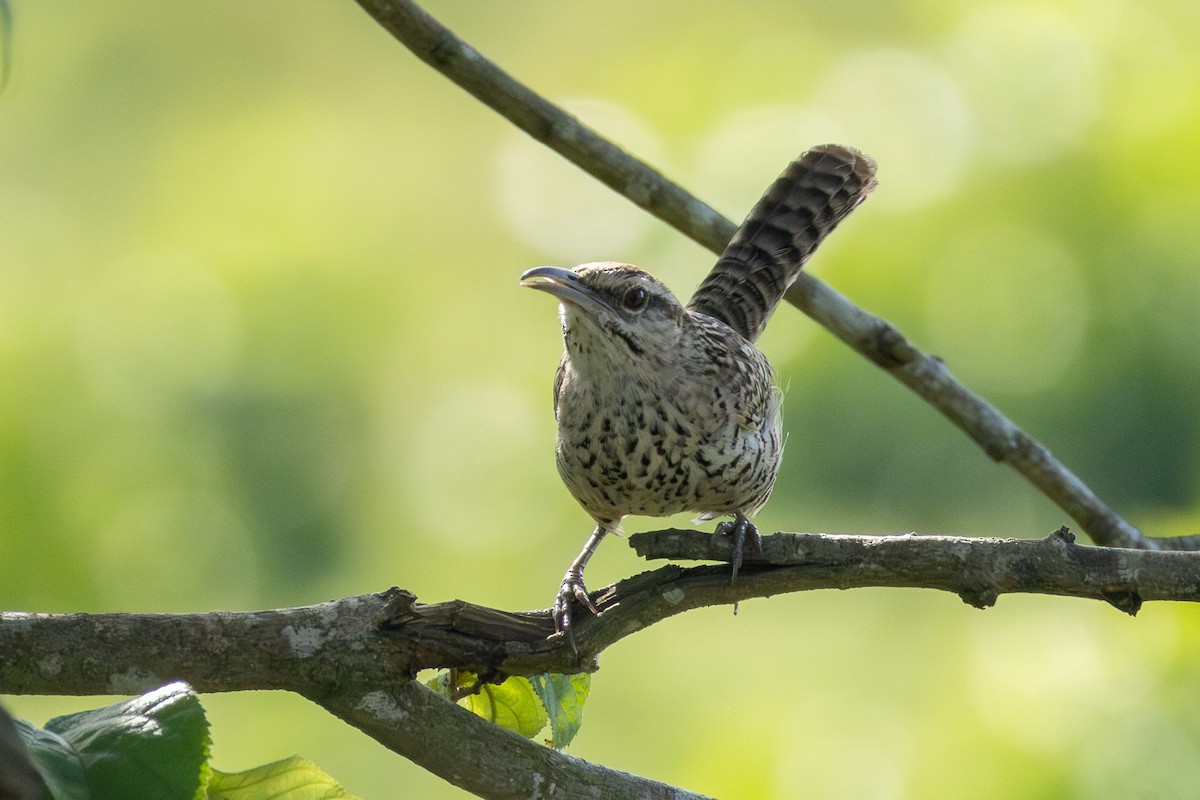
left=351, top=0, right=1200, bottom=552
left=0, top=592, right=700, bottom=799
left=5, top=530, right=1200, bottom=694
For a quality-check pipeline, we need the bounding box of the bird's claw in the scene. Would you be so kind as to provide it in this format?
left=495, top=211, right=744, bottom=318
left=715, top=516, right=762, bottom=582
left=552, top=570, right=598, bottom=633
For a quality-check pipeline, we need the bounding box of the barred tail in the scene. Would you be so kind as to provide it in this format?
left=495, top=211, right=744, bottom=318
left=687, top=144, right=877, bottom=342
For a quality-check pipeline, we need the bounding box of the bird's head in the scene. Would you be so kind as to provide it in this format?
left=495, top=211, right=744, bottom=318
left=520, top=262, right=686, bottom=370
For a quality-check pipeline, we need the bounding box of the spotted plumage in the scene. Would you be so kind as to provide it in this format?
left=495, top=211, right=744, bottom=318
left=522, top=144, right=877, bottom=631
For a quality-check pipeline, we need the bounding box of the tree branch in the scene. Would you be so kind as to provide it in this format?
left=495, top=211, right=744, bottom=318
left=6, top=528, right=1199, bottom=796
left=5, top=530, right=1199, bottom=694
left=628, top=526, right=1200, bottom=616
left=0, top=591, right=702, bottom=800
left=351, top=0, right=1200, bottom=553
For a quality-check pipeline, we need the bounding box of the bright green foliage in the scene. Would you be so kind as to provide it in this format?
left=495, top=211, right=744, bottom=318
left=208, top=756, right=360, bottom=800
left=463, top=676, right=548, bottom=740
left=427, top=671, right=591, bottom=747
left=427, top=671, right=546, bottom=740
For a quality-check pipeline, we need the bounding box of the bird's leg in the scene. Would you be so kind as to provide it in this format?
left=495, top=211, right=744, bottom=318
left=715, top=512, right=763, bottom=583
left=553, top=524, right=608, bottom=633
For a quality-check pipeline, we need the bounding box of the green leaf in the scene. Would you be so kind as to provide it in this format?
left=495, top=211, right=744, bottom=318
left=206, top=756, right=360, bottom=800
left=426, top=671, right=549, bottom=739
left=463, top=675, right=548, bottom=739
left=423, top=670, right=452, bottom=699
left=4, top=712, right=52, bottom=800
left=38, top=681, right=211, bottom=800
left=16, top=719, right=87, bottom=800
left=425, top=670, right=590, bottom=746
left=529, top=673, right=590, bottom=749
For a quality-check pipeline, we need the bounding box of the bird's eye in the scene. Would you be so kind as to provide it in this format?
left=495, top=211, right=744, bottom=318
left=622, top=285, right=649, bottom=312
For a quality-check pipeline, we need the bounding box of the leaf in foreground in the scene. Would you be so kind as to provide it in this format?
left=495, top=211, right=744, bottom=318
left=30, top=681, right=211, bottom=800
left=14, top=720, right=88, bottom=800
left=2, top=705, right=51, bottom=800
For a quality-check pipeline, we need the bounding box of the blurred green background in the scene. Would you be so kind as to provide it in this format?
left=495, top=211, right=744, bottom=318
left=3, top=1, right=1200, bottom=797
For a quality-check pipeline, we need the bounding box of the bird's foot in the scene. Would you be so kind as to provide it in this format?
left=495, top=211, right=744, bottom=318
left=552, top=568, right=598, bottom=634
left=715, top=515, right=763, bottom=583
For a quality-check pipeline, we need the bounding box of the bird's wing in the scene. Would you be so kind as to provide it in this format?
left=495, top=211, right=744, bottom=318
left=552, top=351, right=568, bottom=420
left=686, top=144, right=878, bottom=343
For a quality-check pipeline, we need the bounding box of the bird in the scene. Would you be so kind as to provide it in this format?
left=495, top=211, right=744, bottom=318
left=521, top=144, right=877, bottom=632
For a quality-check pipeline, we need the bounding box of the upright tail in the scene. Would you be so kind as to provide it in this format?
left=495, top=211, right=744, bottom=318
left=686, top=144, right=877, bottom=343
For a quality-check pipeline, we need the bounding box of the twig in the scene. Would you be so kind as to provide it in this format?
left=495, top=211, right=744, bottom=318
left=351, top=0, right=1200, bottom=552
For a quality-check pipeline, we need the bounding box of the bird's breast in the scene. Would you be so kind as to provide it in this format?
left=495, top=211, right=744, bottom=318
left=552, top=359, right=782, bottom=523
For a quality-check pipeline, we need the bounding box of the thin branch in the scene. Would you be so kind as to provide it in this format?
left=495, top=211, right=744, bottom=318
left=352, top=0, right=731, bottom=254
left=627, top=526, right=1200, bottom=616
left=351, top=0, right=1200, bottom=552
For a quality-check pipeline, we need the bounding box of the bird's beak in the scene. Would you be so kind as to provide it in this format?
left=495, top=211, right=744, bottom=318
left=520, top=266, right=608, bottom=314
